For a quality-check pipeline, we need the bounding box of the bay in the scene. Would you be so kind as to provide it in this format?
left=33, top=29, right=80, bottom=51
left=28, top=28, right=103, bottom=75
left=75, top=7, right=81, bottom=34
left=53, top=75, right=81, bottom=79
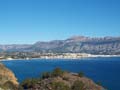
left=1, top=57, right=120, bottom=90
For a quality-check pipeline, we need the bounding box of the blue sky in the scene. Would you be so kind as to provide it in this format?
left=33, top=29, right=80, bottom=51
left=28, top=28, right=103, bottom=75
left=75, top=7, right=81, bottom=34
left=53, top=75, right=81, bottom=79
left=0, top=0, right=120, bottom=44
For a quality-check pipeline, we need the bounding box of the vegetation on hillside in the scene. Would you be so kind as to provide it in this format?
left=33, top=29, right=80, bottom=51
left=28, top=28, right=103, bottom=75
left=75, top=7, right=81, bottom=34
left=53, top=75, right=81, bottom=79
left=0, top=64, right=104, bottom=90
left=19, top=68, right=104, bottom=90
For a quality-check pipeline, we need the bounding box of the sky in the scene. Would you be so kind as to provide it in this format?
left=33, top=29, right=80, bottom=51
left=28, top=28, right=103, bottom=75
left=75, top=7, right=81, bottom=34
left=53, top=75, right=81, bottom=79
left=0, top=0, right=120, bottom=44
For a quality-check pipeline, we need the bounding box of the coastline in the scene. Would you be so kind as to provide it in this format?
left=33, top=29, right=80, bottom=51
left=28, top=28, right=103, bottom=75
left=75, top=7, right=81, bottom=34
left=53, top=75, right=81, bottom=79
left=89, top=54, right=120, bottom=57
left=0, top=54, right=120, bottom=62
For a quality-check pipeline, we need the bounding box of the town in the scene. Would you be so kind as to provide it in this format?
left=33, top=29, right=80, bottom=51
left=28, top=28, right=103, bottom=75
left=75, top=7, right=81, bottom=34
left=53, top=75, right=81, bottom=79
left=0, top=52, right=92, bottom=60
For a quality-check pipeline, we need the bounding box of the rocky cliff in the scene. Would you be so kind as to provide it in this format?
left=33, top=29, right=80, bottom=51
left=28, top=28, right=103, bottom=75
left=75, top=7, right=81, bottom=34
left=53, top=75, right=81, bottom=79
left=0, top=63, right=18, bottom=90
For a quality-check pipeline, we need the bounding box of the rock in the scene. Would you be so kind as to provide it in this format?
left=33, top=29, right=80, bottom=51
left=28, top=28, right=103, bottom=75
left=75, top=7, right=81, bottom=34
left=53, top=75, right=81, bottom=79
left=0, top=63, right=19, bottom=90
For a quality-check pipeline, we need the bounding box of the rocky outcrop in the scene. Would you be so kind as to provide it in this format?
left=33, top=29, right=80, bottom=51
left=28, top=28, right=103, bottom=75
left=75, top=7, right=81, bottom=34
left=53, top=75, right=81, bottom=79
left=0, top=63, right=18, bottom=90
left=21, top=68, right=105, bottom=90
left=0, top=64, right=105, bottom=90
left=38, top=73, right=104, bottom=90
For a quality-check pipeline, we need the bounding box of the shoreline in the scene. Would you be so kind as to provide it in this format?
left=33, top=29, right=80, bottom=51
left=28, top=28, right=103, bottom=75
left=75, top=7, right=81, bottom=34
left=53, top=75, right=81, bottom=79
left=0, top=54, right=120, bottom=62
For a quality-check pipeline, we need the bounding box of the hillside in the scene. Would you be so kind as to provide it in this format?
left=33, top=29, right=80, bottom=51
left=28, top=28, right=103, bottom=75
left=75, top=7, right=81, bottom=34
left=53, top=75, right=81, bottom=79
left=0, top=36, right=120, bottom=55
left=0, top=65, right=105, bottom=90
left=20, top=68, right=105, bottom=90
left=0, top=64, right=105, bottom=90
left=0, top=63, right=18, bottom=90
left=30, top=36, right=120, bottom=55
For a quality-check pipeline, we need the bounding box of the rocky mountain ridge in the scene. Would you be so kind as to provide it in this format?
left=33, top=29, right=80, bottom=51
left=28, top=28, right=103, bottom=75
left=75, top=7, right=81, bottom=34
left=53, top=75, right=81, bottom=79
left=0, top=36, right=120, bottom=55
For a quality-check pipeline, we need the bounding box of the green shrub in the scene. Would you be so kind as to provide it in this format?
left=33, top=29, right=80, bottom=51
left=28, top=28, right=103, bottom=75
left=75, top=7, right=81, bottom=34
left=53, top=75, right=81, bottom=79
left=41, top=72, right=51, bottom=79
left=51, top=81, right=70, bottom=90
left=72, top=80, right=85, bottom=90
left=52, top=68, right=64, bottom=77
left=78, top=72, right=84, bottom=77
left=20, top=78, right=38, bottom=89
left=96, top=81, right=102, bottom=86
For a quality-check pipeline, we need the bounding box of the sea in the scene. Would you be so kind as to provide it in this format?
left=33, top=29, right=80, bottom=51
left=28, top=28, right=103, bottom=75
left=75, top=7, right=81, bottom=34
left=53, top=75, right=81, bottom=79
left=1, top=57, right=120, bottom=90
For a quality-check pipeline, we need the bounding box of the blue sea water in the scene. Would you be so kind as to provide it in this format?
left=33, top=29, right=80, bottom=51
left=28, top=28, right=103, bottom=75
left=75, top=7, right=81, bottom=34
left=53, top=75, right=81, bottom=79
left=1, top=57, right=120, bottom=90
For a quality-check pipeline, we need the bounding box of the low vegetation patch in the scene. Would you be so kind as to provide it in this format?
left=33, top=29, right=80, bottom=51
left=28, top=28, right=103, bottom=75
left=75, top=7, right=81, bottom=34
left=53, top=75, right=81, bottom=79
left=20, top=78, right=40, bottom=89
left=19, top=68, right=104, bottom=90
left=78, top=71, right=85, bottom=77
left=72, top=80, right=85, bottom=90
left=52, top=67, right=64, bottom=77
left=0, top=81, right=18, bottom=90
left=51, top=81, right=70, bottom=90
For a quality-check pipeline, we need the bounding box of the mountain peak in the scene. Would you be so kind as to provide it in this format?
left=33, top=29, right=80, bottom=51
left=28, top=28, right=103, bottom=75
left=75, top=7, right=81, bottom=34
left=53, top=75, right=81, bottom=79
left=67, top=36, right=89, bottom=41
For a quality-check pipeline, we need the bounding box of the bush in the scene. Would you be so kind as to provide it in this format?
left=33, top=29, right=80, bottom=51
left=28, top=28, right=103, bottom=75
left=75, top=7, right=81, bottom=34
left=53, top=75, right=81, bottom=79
left=63, top=77, right=69, bottom=81
left=72, top=80, right=85, bottom=90
left=20, top=78, right=38, bottom=89
left=42, top=72, right=51, bottom=79
left=78, top=72, right=84, bottom=77
left=18, top=86, right=24, bottom=90
left=2, top=81, right=18, bottom=90
left=51, top=81, right=70, bottom=90
left=52, top=68, right=64, bottom=77
left=96, top=81, right=102, bottom=86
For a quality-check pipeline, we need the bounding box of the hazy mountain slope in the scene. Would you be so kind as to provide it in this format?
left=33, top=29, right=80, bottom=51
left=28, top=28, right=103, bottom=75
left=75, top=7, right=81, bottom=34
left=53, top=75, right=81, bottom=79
left=0, top=36, right=120, bottom=55
left=27, top=36, right=120, bottom=54
left=0, top=44, right=31, bottom=51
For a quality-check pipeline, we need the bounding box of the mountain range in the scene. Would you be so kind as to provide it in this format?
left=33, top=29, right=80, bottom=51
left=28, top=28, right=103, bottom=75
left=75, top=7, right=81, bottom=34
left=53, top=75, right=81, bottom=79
left=0, top=36, right=120, bottom=55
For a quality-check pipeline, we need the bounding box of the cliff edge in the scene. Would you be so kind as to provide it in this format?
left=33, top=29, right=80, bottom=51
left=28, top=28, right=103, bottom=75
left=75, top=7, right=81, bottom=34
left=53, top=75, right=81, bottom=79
left=0, top=63, right=18, bottom=90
